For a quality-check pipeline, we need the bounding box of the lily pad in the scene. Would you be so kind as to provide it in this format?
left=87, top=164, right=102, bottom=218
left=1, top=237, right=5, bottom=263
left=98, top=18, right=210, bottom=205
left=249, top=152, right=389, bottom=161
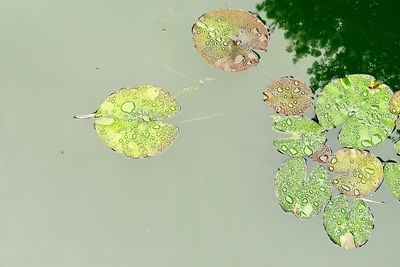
left=328, top=148, right=383, bottom=197
left=394, top=140, right=400, bottom=154
left=272, top=115, right=325, bottom=158
left=192, top=8, right=269, bottom=71
left=263, top=77, right=313, bottom=115
left=315, top=74, right=396, bottom=149
left=92, top=85, right=180, bottom=158
left=389, top=91, right=400, bottom=114
left=323, top=195, right=374, bottom=249
left=383, top=162, right=400, bottom=200
left=310, top=143, right=332, bottom=164
left=275, top=158, right=331, bottom=219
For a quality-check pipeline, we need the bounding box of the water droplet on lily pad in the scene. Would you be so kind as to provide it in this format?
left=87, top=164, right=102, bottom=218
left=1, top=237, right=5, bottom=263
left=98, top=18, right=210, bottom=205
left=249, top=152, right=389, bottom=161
left=285, top=195, right=294, bottom=204
left=263, top=77, right=312, bottom=115
left=304, top=145, right=313, bottom=156
left=192, top=8, right=269, bottom=71
left=323, top=195, right=373, bottom=249
left=327, top=148, right=383, bottom=197
left=78, top=85, right=181, bottom=159
left=121, top=101, right=136, bottom=113
left=361, top=139, right=373, bottom=147
left=371, top=134, right=382, bottom=145
left=354, top=189, right=361, bottom=196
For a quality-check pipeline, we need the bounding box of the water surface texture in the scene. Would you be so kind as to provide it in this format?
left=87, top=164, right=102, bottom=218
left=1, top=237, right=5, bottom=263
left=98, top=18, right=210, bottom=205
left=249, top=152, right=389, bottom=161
left=1, top=0, right=399, bottom=266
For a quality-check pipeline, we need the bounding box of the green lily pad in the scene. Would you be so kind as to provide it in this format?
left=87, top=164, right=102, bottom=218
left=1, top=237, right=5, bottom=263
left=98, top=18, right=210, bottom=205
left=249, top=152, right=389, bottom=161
left=394, top=140, right=400, bottom=154
left=92, top=85, right=181, bottom=158
left=315, top=74, right=396, bottom=149
left=328, top=148, right=383, bottom=197
left=275, top=158, right=331, bottom=219
left=323, top=195, right=374, bottom=249
left=263, top=77, right=313, bottom=115
left=383, top=162, right=400, bottom=200
left=192, top=8, right=269, bottom=71
left=272, top=115, right=326, bottom=158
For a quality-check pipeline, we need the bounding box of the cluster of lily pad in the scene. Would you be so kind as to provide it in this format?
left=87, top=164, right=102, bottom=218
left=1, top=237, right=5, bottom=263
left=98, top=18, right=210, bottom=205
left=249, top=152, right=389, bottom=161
left=264, top=74, right=400, bottom=249
left=74, top=7, right=400, bottom=249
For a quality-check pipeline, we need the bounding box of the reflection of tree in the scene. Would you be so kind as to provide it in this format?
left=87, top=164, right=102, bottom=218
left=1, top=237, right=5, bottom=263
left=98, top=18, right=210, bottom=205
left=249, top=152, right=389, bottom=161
left=256, top=0, right=400, bottom=92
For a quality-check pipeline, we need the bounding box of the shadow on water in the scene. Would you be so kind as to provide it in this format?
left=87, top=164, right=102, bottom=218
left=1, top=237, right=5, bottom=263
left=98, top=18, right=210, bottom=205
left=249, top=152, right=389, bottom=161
left=256, top=0, right=400, bottom=92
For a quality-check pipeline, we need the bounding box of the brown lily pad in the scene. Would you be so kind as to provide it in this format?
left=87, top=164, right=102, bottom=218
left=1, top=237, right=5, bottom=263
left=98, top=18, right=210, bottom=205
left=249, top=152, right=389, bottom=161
left=389, top=91, right=400, bottom=114
left=192, top=8, right=269, bottom=72
left=263, top=77, right=313, bottom=115
left=310, top=144, right=332, bottom=164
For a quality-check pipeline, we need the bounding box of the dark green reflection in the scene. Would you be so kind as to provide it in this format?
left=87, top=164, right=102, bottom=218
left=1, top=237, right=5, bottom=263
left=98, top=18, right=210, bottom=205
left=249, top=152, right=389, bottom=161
left=256, top=0, right=400, bottom=92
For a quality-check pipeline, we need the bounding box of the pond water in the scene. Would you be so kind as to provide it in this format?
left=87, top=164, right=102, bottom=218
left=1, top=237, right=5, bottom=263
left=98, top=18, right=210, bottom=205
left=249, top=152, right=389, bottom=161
left=1, top=0, right=399, bottom=266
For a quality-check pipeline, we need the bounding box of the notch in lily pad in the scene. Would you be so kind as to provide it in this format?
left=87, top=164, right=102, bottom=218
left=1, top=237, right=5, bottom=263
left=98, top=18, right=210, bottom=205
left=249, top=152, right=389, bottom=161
left=263, top=77, right=313, bottom=115
left=323, top=195, right=374, bottom=249
left=328, top=148, right=383, bottom=197
left=192, top=8, right=269, bottom=72
left=275, top=158, right=331, bottom=219
left=74, top=85, right=181, bottom=159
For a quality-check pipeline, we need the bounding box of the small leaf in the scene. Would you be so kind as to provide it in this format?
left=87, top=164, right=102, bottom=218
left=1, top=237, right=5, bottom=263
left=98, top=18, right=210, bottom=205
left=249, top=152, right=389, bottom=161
left=323, top=195, right=374, bottom=249
left=310, top=143, right=332, bottom=164
left=263, top=77, right=312, bottom=115
left=90, top=85, right=181, bottom=158
left=328, top=148, right=383, bottom=197
left=315, top=74, right=396, bottom=149
left=275, top=158, right=331, bottom=219
left=383, top=162, right=400, bottom=200
left=192, top=8, right=269, bottom=72
left=272, top=116, right=325, bottom=158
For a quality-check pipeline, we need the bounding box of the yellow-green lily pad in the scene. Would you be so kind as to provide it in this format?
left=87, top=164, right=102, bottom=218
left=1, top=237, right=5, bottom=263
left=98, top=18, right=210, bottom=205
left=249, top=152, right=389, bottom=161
left=328, top=148, right=383, bottom=197
left=80, top=85, right=181, bottom=159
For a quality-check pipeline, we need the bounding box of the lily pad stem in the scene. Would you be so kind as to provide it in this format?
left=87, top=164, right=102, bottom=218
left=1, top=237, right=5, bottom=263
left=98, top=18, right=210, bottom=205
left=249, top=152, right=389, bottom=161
left=73, top=113, right=95, bottom=119
left=360, top=198, right=386, bottom=204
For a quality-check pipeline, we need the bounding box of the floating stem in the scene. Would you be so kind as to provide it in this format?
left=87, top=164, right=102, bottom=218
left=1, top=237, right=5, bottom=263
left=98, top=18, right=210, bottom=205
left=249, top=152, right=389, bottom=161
left=73, top=113, right=95, bottom=119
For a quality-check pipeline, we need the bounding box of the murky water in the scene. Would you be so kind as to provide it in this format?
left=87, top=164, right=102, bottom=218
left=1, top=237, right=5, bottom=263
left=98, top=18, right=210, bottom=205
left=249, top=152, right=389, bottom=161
left=1, top=0, right=399, bottom=266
